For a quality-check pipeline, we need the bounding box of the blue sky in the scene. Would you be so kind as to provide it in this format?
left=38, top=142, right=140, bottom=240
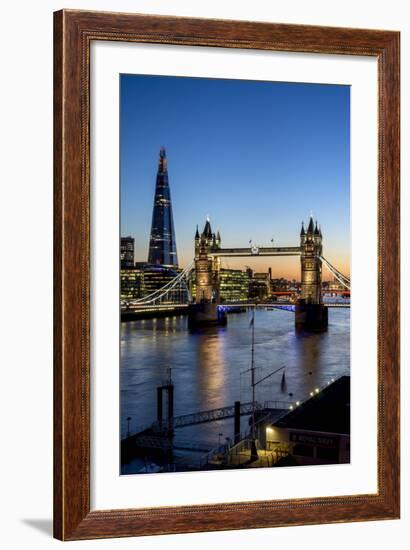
left=120, top=74, right=350, bottom=279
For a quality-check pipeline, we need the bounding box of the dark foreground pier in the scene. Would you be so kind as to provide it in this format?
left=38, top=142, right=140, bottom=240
left=121, top=375, right=349, bottom=474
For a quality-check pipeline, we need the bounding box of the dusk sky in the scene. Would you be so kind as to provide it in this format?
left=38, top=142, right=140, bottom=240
left=120, top=74, right=350, bottom=280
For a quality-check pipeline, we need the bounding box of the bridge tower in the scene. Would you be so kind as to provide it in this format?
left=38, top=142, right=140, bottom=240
left=300, top=216, right=323, bottom=303
left=194, top=219, right=216, bottom=302
left=295, top=216, right=328, bottom=331
left=188, top=219, right=226, bottom=328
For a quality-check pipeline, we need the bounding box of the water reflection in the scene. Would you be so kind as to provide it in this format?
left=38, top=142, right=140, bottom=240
left=194, top=327, right=227, bottom=408
left=120, top=308, right=350, bottom=445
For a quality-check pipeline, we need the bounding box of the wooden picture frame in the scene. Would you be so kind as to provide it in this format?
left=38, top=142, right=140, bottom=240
left=54, top=9, right=400, bottom=541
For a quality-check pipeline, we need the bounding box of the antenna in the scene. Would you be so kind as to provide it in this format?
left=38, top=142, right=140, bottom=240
left=250, top=308, right=256, bottom=441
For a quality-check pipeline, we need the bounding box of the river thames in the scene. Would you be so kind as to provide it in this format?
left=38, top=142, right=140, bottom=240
left=120, top=307, right=350, bottom=473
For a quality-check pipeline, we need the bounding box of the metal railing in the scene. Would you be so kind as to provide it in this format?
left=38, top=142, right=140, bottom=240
left=199, top=441, right=231, bottom=468
left=151, top=399, right=291, bottom=432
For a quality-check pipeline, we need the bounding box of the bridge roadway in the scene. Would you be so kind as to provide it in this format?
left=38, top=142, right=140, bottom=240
left=219, top=302, right=350, bottom=309
left=121, top=301, right=350, bottom=314
left=209, top=246, right=301, bottom=257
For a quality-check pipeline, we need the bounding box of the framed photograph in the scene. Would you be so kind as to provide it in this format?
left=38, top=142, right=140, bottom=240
left=54, top=9, right=400, bottom=540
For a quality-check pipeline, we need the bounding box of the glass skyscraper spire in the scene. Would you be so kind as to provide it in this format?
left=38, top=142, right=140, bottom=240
left=148, top=148, right=178, bottom=267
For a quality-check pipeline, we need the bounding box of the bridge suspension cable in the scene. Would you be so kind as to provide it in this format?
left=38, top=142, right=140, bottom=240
left=127, top=260, right=194, bottom=306
left=319, top=256, right=350, bottom=290
left=122, top=254, right=350, bottom=308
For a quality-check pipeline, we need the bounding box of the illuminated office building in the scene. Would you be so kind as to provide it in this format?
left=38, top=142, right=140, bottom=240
left=142, top=265, right=179, bottom=297
left=219, top=269, right=250, bottom=302
left=120, top=268, right=142, bottom=300
left=142, top=265, right=188, bottom=304
left=249, top=272, right=271, bottom=300
left=120, top=236, right=135, bottom=268
left=270, top=277, right=291, bottom=292
left=120, top=264, right=183, bottom=303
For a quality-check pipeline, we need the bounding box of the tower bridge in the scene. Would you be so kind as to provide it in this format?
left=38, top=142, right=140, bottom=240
left=189, top=215, right=341, bottom=330
left=123, top=215, right=350, bottom=331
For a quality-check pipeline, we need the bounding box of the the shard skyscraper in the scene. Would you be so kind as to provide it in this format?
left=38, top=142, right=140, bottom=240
left=148, top=148, right=178, bottom=267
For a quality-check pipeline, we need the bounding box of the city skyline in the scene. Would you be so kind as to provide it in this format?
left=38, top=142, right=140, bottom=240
left=120, top=74, right=350, bottom=279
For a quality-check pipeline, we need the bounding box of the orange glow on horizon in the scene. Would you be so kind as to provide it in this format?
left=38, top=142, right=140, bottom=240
left=178, top=253, right=350, bottom=282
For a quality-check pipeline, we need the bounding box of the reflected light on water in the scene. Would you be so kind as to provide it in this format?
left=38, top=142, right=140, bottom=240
left=120, top=309, right=350, bottom=445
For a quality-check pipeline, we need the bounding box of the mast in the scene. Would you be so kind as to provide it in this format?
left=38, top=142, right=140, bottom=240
left=251, top=307, right=256, bottom=440
left=247, top=311, right=285, bottom=461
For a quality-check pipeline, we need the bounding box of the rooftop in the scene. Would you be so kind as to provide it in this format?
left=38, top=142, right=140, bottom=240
left=274, top=375, right=350, bottom=435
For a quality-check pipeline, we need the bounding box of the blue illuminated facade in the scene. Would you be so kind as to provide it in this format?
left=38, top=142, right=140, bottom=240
left=148, top=148, right=178, bottom=267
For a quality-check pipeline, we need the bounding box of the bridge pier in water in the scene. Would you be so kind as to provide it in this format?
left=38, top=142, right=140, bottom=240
left=188, top=302, right=227, bottom=329
left=295, top=300, right=328, bottom=332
